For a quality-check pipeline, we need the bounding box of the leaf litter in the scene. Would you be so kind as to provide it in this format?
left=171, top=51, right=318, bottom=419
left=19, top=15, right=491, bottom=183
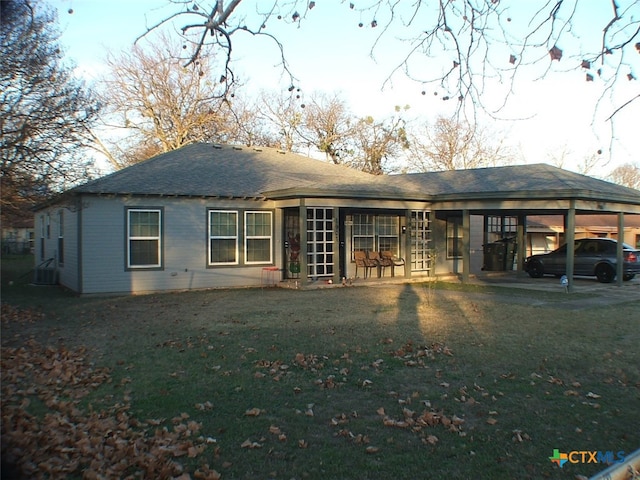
left=1, top=307, right=220, bottom=479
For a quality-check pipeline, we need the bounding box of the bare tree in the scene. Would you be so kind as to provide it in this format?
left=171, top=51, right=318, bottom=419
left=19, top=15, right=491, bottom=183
left=299, top=92, right=356, bottom=165
left=222, top=95, right=277, bottom=147
left=408, top=116, right=511, bottom=171
left=254, top=90, right=305, bottom=152
left=95, top=33, right=233, bottom=169
left=140, top=1, right=638, bottom=129
left=1, top=0, right=100, bottom=223
left=350, top=109, right=410, bottom=175
left=609, top=163, right=640, bottom=190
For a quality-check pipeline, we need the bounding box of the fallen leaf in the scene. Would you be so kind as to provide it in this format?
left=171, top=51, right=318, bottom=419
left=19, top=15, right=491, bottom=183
left=365, top=446, right=380, bottom=454
left=425, top=434, right=439, bottom=445
left=244, top=407, right=263, bottom=417
left=240, top=439, right=263, bottom=449
left=486, top=417, right=498, bottom=425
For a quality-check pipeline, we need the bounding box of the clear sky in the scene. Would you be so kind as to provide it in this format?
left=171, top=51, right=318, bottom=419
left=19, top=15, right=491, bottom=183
left=49, top=0, right=639, bottom=176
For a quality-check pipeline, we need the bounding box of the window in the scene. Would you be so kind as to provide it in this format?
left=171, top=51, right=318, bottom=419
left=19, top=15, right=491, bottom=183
left=377, top=215, right=399, bottom=253
left=39, top=215, right=45, bottom=260
left=127, top=208, right=162, bottom=268
left=351, top=214, right=401, bottom=259
left=245, top=211, right=272, bottom=264
left=352, top=214, right=375, bottom=253
left=410, top=210, right=431, bottom=272
left=209, top=210, right=238, bottom=265
left=307, top=208, right=334, bottom=277
left=57, top=210, right=64, bottom=266
left=447, top=217, right=463, bottom=258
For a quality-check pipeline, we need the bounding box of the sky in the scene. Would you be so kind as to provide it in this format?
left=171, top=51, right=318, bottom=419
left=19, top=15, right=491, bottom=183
left=48, top=0, right=639, bottom=176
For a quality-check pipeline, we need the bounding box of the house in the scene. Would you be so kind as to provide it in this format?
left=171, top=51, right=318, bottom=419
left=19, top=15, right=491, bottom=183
left=526, top=214, right=640, bottom=254
left=33, top=143, right=640, bottom=294
left=1, top=217, right=34, bottom=255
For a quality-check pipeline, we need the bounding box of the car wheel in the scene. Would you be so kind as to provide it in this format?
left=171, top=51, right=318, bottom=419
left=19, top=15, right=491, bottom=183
left=527, top=260, right=544, bottom=278
left=595, top=264, right=615, bottom=283
left=623, top=274, right=635, bottom=281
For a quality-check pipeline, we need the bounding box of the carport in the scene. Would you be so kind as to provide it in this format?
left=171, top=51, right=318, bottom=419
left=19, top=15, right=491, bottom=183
left=396, top=164, right=640, bottom=292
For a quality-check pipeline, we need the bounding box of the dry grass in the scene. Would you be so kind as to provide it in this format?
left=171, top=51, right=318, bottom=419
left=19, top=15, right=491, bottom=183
left=1, top=259, right=639, bottom=479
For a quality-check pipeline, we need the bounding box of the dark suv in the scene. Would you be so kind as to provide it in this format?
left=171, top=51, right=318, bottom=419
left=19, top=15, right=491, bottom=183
left=525, top=238, right=640, bottom=283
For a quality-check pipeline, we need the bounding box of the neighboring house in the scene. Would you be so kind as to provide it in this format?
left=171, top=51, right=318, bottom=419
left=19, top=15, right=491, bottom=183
left=1, top=217, right=34, bottom=255
left=526, top=214, right=640, bottom=254
left=33, top=143, right=640, bottom=294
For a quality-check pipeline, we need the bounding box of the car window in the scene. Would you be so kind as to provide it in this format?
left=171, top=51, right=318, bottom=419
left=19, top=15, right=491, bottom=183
left=599, top=241, right=615, bottom=254
left=582, top=241, right=599, bottom=254
left=573, top=241, right=586, bottom=253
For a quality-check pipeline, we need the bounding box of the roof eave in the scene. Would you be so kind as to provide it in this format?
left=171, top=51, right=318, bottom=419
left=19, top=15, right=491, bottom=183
left=263, top=187, right=432, bottom=201
left=432, top=189, right=640, bottom=204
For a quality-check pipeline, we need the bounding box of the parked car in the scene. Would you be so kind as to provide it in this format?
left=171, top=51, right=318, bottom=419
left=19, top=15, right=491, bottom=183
left=525, top=238, right=640, bottom=283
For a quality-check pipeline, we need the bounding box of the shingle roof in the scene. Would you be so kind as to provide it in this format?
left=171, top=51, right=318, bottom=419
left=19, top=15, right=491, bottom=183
left=70, top=144, right=639, bottom=205
left=388, top=163, right=640, bottom=202
left=73, top=143, right=423, bottom=199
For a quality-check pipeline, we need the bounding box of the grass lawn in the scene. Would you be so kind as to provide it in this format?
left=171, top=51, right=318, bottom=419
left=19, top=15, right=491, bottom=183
left=1, top=255, right=639, bottom=479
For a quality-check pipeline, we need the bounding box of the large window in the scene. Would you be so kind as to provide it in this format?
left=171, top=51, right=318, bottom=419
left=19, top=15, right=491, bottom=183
left=127, top=208, right=162, bottom=268
left=209, top=211, right=238, bottom=265
left=351, top=214, right=400, bottom=258
left=245, top=211, right=272, bottom=264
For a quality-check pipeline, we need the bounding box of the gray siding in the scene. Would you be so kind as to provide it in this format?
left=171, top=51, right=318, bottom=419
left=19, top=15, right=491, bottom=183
left=79, top=196, right=281, bottom=294
left=58, top=205, right=80, bottom=291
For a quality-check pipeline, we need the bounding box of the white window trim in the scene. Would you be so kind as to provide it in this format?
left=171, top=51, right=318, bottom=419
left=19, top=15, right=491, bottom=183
left=244, top=211, right=273, bottom=265
left=127, top=208, right=162, bottom=269
left=208, top=210, right=239, bottom=266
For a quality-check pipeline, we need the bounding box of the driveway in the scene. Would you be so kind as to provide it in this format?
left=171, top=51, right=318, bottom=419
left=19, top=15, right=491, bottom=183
left=468, top=272, right=640, bottom=309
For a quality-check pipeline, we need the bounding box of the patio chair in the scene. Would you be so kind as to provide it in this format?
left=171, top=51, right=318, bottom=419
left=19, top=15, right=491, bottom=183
left=354, top=250, right=377, bottom=279
left=381, top=251, right=405, bottom=277
left=368, top=251, right=389, bottom=277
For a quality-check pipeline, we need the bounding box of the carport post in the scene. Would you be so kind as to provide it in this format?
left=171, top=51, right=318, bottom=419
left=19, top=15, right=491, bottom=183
left=565, top=203, right=576, bottom=293
left=462, top=210, right=470, bottom=283
left=616, top=212, right=624, bottom=287
left=516, top=214, right=526, bottom=276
